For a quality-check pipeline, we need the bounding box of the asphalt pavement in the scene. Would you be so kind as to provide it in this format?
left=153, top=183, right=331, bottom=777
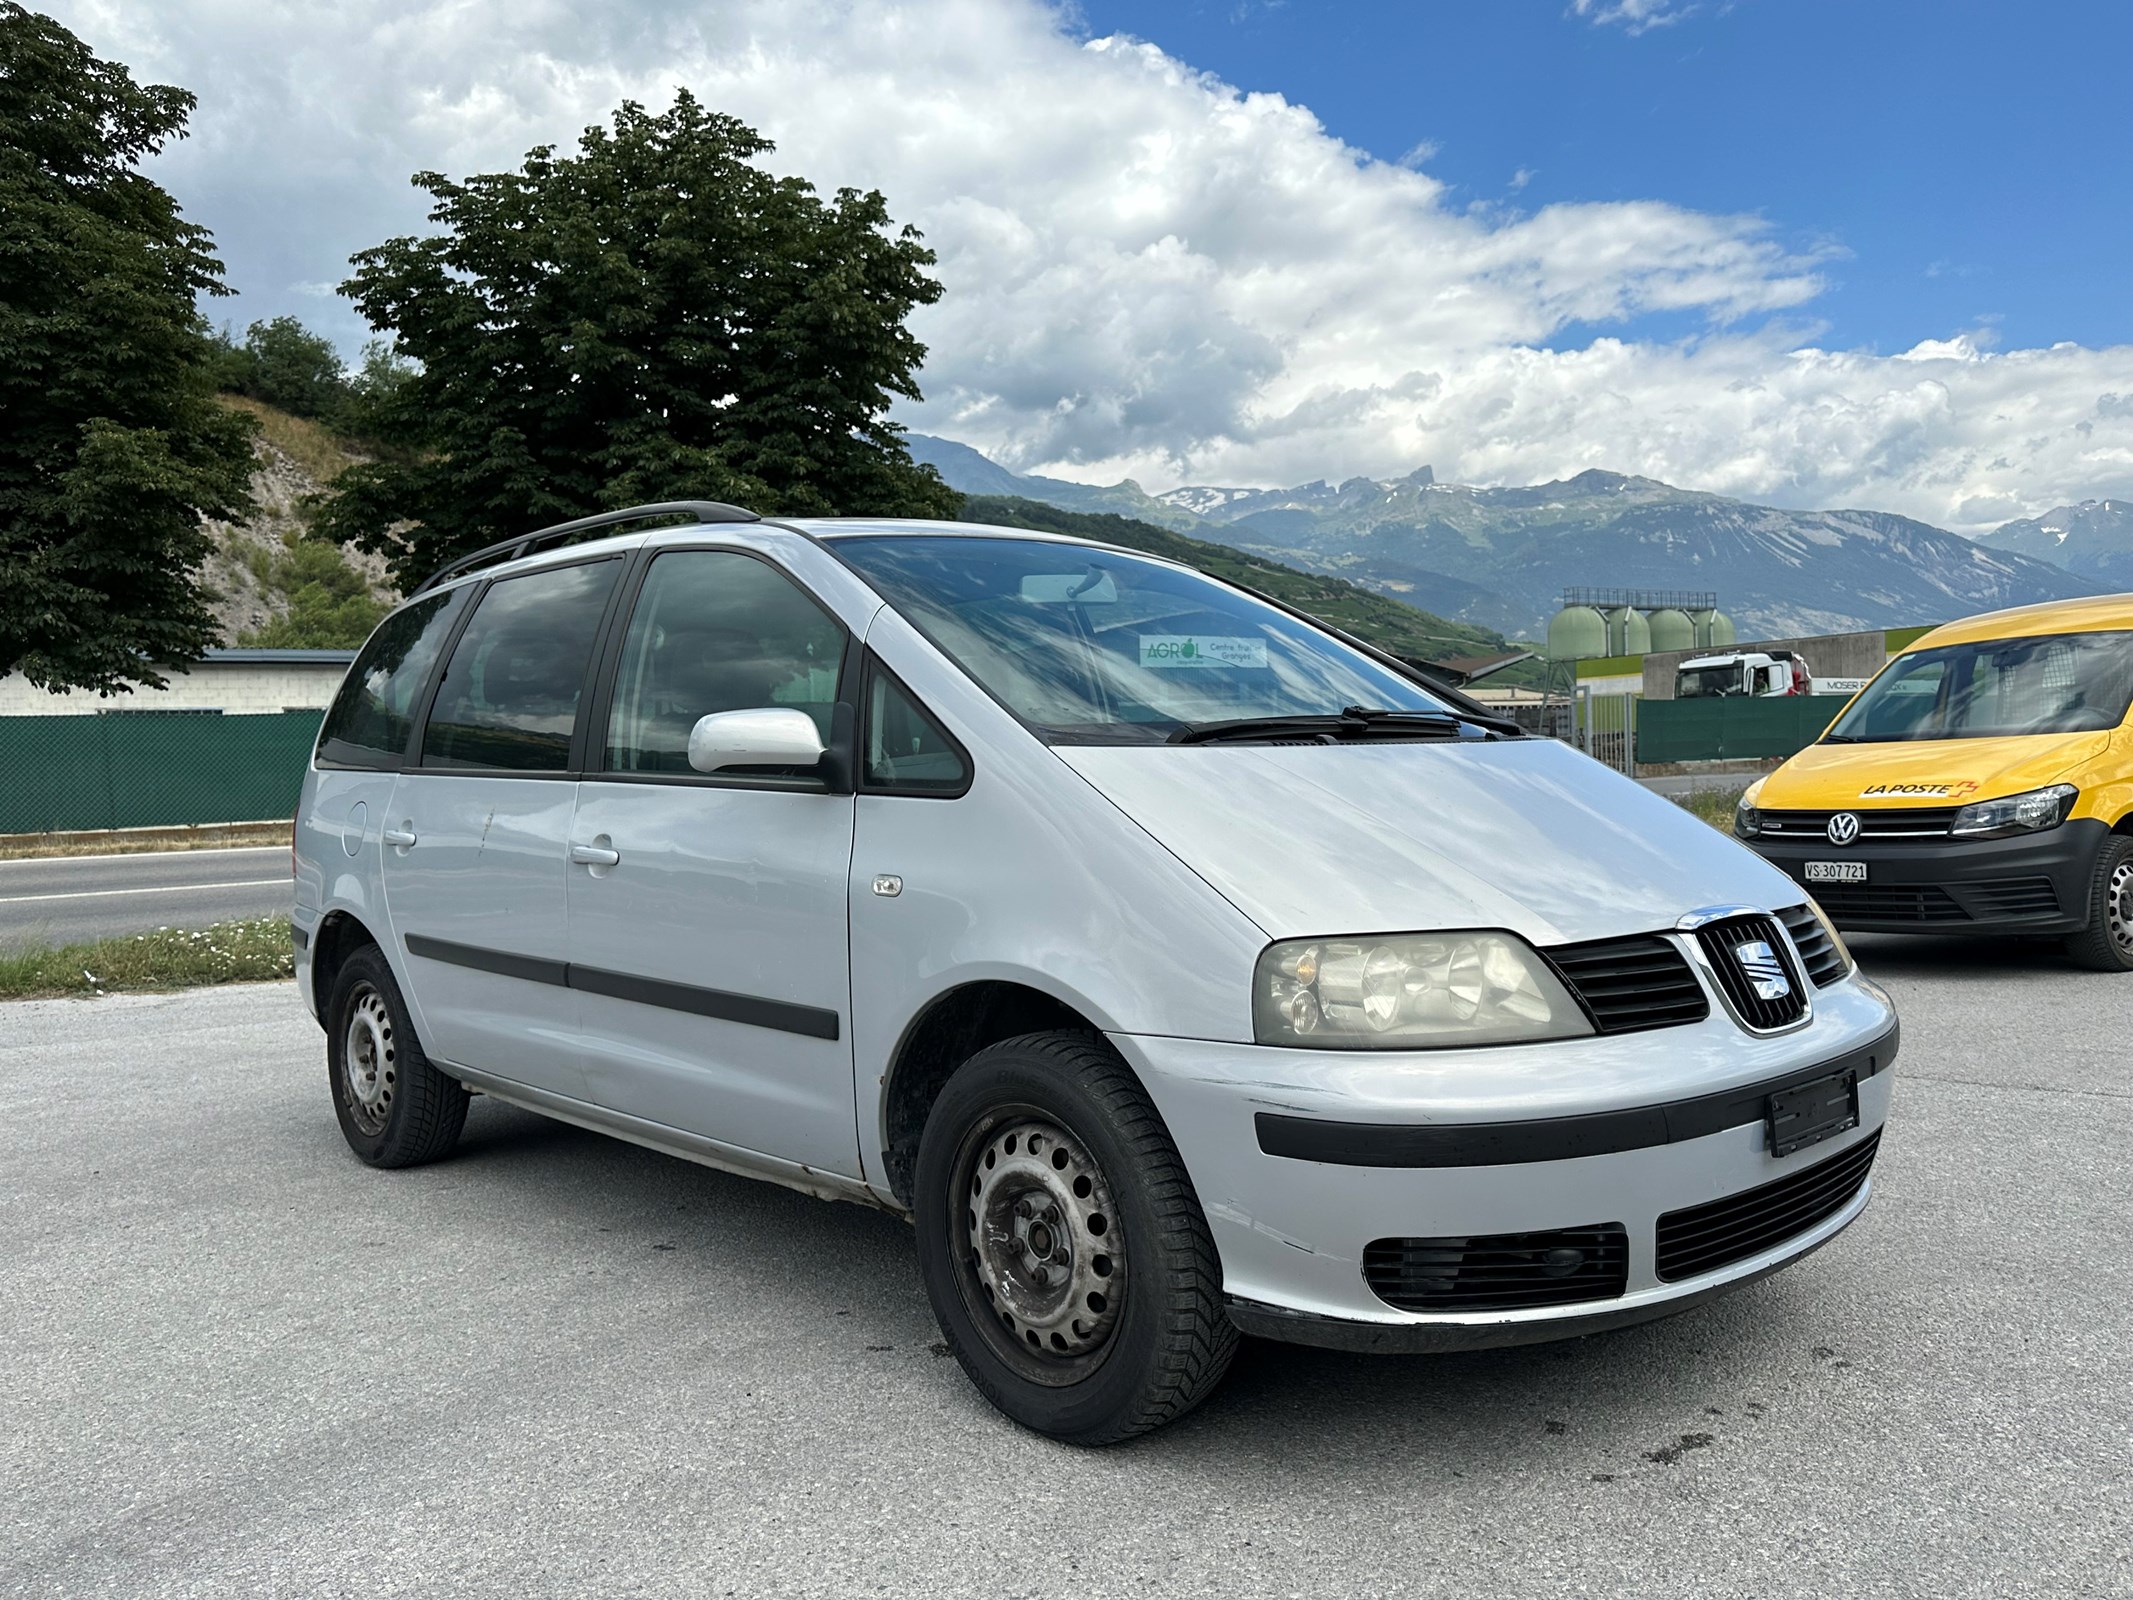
left=0, top=847, right=292, bottom=951
left=2, top=939, right=2129, bottom=1598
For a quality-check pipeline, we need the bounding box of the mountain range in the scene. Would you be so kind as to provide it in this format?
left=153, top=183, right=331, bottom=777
left=910, top=435, right=2111, bottom=641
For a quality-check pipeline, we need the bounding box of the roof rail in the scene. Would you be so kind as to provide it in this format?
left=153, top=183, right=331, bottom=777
left=410, top=500, right=760, bottom=594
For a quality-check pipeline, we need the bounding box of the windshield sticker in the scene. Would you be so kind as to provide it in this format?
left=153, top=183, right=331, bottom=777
left=1860, top=781, right=1979, bottom=799
left=1140, top=635, right=1268, bottom=670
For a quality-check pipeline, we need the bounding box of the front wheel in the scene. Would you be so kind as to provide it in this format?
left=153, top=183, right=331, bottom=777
left=325, top=944, right=469, bottom=1166
left=2065, top=835, right=2133, bottom=972
left=914, top=1032, right=1238, bottom=1445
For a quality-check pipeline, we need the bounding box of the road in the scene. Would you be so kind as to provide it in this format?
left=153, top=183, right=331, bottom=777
left=0, top=847, right=292, bottom=951
left=2, top=940, right=2129, bottom=1598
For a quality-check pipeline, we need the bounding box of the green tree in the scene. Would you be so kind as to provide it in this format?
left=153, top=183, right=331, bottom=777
left=214, top=315, right=350, bottom=420
left=317, top=94, right=957, bottom=589
left=0, top=4, right=255, bottom=692
left=237, top=539, right=387, bottom=648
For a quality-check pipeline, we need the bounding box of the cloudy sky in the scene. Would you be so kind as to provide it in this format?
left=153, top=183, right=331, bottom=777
left=52, top=0, right=2133, bottom=531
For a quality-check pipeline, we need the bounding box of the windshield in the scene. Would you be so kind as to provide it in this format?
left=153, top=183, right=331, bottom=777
left=1823, top=630, right=2133, bottom=743
left=1678, top=664, right=1747, bottom=698
left=830, top=536, right=1453, bottom=743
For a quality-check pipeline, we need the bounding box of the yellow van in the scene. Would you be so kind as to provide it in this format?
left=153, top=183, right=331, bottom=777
left=1736, top=595, right=2133, bottom=969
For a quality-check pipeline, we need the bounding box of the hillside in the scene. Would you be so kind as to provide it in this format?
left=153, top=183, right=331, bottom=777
left=958, top=494, right=1515, bottom=663
left=916, top=436, right=2101, bottom=639
left=199, top=399, right=396, bottom=647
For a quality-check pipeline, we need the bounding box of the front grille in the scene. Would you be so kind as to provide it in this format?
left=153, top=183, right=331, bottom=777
left=1801, top=881, right=1969, bottom=924
left=1758, top=807, right=1960, bottom=840
left=1656, top=1131, right=1880, bottom=1281
left=1693, top=913, right=1809, bottom=1030
left=1964, top=877, right=2062, bottom=919
left=1363, top=1224, right=1629, bottom=1312
left=1774, top=903, right=1849, bottom=986
left=1545, top=934, right=1710, bottom=1035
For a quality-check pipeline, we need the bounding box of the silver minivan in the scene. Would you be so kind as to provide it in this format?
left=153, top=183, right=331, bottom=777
left=293, top=502, right=1900, bottom=1443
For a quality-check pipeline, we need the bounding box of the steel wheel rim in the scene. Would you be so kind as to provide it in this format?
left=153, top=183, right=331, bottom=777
left=2109, top=860, right=2133, bottom=954
left=343, top=985, right=396, bottom=1136
left=954, top=1113, right=1125, bottom=1385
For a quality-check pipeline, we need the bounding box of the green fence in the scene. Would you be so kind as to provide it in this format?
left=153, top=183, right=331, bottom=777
left=1636, top=695, right=1850, bottom=765
left=0, top=711, right=324, bottom=834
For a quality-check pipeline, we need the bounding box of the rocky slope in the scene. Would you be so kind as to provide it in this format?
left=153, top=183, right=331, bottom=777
left=1977, top=499, right=2133, bottom=586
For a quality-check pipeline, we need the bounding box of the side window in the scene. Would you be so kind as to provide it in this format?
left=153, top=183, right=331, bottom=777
left=317, top=588, right=467, bottom=766
left=864, top=667, right=970, bottom=795
left=421, top=560, right=620, bottom=771
left=604, top=550, right=847, bottom=775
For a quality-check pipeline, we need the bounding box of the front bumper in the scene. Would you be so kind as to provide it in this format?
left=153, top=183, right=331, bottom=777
left=1110, top=975, right=1897, bottom=1345
left=1749, top=817, right=2105, bottom=935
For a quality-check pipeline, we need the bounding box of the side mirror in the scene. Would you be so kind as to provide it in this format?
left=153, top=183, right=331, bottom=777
left=687, top=708, right=827, bottom=775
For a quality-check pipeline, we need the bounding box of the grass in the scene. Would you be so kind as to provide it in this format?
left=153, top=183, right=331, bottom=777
left=220, top=394, right=362, bottom=485
left=1674, top=785, right=1747, bottom=831
left=0, top=822, right=292, bottom=860
left=0, top=917, right=295, bottom=1001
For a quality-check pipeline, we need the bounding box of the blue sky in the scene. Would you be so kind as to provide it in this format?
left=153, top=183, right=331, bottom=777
left=1075, top=0, right=2133, bottom=355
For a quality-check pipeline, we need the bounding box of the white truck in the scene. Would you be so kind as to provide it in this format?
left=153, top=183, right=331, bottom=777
left=1675, top=649, right=1817, bottom=699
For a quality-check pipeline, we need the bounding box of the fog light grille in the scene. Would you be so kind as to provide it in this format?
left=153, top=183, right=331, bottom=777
left=1362, top=1224, right=1629, bottom=1313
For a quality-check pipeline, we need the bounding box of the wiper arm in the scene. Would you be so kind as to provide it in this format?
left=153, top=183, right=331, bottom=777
left=1168, top=706, right=1470, bottom=746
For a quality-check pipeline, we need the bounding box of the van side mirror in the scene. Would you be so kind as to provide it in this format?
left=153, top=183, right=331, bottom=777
left=687, top=708, right=827, bottom=774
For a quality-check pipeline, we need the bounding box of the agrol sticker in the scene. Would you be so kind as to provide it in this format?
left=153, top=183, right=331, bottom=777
left=1140, top=635, right=1268, bottom=669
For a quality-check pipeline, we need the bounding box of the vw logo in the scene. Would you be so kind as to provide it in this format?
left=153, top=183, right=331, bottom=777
left=1826, top=811, right=1861, bottom=846
left=1733, top=939, right=1793, bottom=1002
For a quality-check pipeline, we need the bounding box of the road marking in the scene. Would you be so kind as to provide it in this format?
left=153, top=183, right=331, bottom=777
left=0, top=878, right=288, bottom=906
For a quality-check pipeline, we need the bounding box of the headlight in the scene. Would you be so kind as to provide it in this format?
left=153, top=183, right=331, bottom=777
left=1254, top=931, right=1594, bottom=1049
left=1734, top=779, right=1765, bottom=839
left=1949, top=783, right=2077, bottom=839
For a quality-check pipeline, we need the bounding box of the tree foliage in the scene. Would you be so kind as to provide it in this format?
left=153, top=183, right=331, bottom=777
left=236, top=538, right=388, bottom=649
left=317, top=94, right=957, bottom=588
left=0, top=4, right=255, bottom=692
left=210, top=316, right=347, bottom=420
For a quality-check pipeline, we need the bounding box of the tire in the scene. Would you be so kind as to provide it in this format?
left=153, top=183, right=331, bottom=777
left=914, top=1031, right=1238, bottom=1445
left=2065, top=835, right=2133, bottom=972
left=325, top=944, right=469, bottom=1167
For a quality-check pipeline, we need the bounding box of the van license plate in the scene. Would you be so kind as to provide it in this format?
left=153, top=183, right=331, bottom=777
left=1804, top=861, right=1866, bottom=883
left=1767, top=1069, right=1860, bottom=1158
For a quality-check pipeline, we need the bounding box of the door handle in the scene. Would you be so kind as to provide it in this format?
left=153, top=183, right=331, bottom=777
left=382, top=827, right=418, bottom=848
left=570, top=842, right=621, bottom=867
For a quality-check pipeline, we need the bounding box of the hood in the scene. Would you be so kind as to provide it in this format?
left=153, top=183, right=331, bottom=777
left=1055, top=738, right=1802, bottom=947
left=1758, top=730, right=2110, bottom=809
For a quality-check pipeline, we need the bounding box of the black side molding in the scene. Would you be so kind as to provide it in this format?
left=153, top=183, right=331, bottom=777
left=290, top=922, right=309, bottom=952
left=1254, top=1023, right=1897, bottom=1168
left=403, top=933, right=839, bottom=1041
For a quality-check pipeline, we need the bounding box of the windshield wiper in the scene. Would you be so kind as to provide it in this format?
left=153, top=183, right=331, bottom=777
left=1168, top=705, right=1480, bottom=746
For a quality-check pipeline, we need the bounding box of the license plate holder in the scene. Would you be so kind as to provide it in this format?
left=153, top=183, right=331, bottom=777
left=1804, top=860, right=1867, bottom=883
left=1768, top=1069, right=1860, bottom=1158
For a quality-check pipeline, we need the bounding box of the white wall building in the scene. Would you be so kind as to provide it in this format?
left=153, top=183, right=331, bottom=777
left=0, top=649, right=356, bottom=717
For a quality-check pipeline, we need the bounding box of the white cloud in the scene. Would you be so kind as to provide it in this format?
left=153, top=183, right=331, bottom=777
left=1571, top=0, right=1698, bottom=35
left=49, top=0, right=2133, bottom=532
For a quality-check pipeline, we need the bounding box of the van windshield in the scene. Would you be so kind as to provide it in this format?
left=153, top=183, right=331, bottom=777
left=830, top=536, right=1452, bottom=743
left=1822, top=630, right=2133, bottom=743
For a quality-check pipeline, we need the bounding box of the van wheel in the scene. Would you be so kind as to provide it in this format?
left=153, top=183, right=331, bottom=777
left=2065, top=836, right=2133, bottom=972
left=914, top=1031, right=1237, bottom=1445
left=326, top=945, right=469, bottom=1166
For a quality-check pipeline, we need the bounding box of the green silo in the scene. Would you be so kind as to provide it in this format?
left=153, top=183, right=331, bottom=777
left=1604, top=606, right=1651, bottom=658
left=1647, top=607, right=1695, bottom=653
left=1702, top=610, right=1737, bottom=649
left=1547, top=605, right=1608, bottom=661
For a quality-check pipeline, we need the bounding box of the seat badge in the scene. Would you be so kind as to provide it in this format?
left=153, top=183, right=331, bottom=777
left=1734, top=939, right=1792, bottom=1001
left=1826, top=812, right=1861, bottom=846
